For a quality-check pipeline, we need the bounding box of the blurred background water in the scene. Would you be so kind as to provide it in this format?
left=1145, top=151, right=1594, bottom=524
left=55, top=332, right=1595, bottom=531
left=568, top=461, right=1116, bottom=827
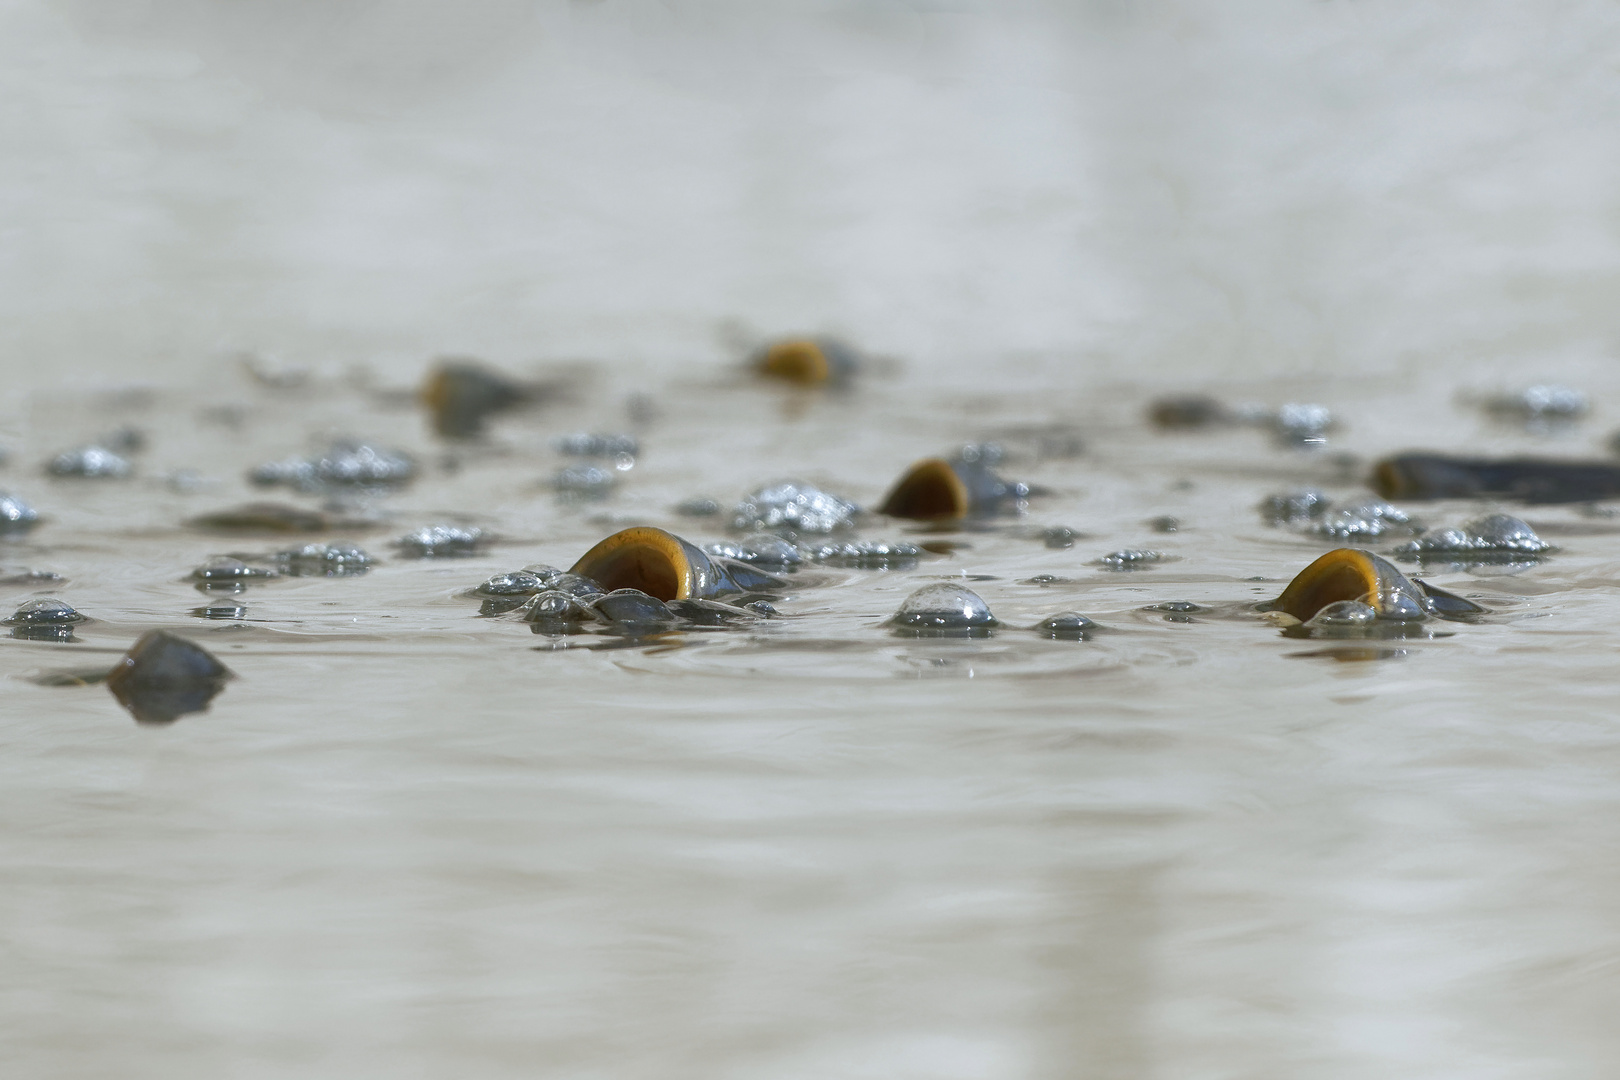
left=5, top=3, right=1620, bottom=1078
left=4, top=0, right=1618, bottom=393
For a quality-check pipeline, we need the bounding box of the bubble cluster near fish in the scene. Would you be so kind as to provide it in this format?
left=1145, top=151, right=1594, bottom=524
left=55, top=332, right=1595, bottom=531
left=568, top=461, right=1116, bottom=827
left=6, top=344, right=1620, bottom=721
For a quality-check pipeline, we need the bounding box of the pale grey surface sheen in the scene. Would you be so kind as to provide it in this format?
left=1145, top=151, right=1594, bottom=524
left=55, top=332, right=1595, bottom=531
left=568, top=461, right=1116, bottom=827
left=5, top=3, right=1620, bottom=1079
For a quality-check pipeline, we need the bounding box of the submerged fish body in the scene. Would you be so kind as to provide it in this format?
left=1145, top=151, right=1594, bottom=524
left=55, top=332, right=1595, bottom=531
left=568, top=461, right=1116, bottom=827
left=588, top=589, right=680, bottom=632
left=1373, top=453, right=1620, bottom=503
left=420, top=359, right=534, bottom=438
left=1149, top=395, right=1231, bottom=430
left=104, top=630, right=233, bottom=725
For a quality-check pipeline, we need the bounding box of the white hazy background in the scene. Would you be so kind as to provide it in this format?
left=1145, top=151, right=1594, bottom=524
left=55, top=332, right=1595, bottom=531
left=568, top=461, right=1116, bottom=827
left=3, top=0, right=1618, bottom=395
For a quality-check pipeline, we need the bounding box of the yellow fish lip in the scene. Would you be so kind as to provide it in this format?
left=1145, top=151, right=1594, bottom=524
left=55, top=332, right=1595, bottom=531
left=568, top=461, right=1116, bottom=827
left=757, top=338, right=832, bottom=385
left=568, top=526, right=721, bottom=602
left=879, top=457, right=972, bottom=521
left=1269, top=547, right=1423, bottom=623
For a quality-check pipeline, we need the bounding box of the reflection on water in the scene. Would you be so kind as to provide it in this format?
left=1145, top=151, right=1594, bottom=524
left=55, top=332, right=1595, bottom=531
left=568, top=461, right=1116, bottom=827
left=1285, top=645, right=1410, bottom=663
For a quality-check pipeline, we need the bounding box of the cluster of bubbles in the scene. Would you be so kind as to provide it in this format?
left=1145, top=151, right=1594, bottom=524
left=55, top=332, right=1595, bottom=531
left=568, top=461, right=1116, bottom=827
left=1305, top=498, right=1420, bottom=541
left=1390, top=514, right=1553, bottom=570
left=394, top=526, right=486, bottom=558
left=705, top=536, right=923, bottom=570
left=551, top=432, right=639, bottom=499
left=250, top=440, right=417, bottom=494
left=466, top=564, right=775, bottom=637
left=886, top=582, right=1098, bottom=640
left=1095, top=549, right=1169, bottom=570
left=729, top=480, right=861, bottom=535
left=18, top=352, right=1599, bottom=722
left=1478, top=384, right=1589, bottom=431
left=1260, top=488, right=1552, bottom=565
left=1149, top=395, right=1336, bottom=448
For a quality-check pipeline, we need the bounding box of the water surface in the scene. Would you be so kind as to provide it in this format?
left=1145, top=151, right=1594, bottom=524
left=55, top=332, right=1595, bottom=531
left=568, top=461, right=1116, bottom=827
left=5, top=362, right=1620, bottom=1079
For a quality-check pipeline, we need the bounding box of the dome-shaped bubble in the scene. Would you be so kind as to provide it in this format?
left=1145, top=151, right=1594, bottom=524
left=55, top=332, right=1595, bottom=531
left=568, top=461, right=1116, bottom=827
left=1273, top=402, right=1333, bottom=446
left=1428, top=527, right=1471, bottom=550
left=477, top=571, right=546, bottom=597
left=1392, top=514, right=1549, bottom=559
left=1373, top=586, right=1427, bottom=621
left=275, top=543, right=372, bottom=577
left=555, top=432, right=639, bottom=458
left=706, top=535, right=804, bottom=567
left=191, top=556, right=269, bottom=581
left=732, top=481, right=859, bottom=535
left=1306, top=600, right=1377, bottom=628
left=1036, top=612, right=1096, bottom=639
left=743, top=535, right=805, bottom=565
left=803, top=540, right=921, bottom=568
left=1149, top=599, right=1204, bottom=623
left=1259, top=489, right=1330, bottom=526
left=889, top=583, right=997, bottom=631
left=251, top=440, right=416, bottom=492
left=1096, top=549, right=1167, bottom=569
left=47, top=445, right=131, bottom=479
left=590, top=589, right=677, bottom=628
left=1308, top=498, right=1414, bottom=540
left=1465, top=514, right=1548, bottom=552
left=523, top=590, right=590, bottom=626
left=546, top=572, right=606, bottom=600
left=0, top=491, right=40, bottom=530
left=1339, top=498, right=1409, bottom=524
left=320, top=542, right=371, bottom=564
left=7, top=597, right=84, bottom=624
left=554, top=464, right=616, bottom=496
left=394, top=525, right=485, bottom=558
